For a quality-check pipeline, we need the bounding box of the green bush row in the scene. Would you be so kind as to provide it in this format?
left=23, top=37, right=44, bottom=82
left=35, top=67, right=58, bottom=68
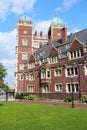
left=15, top=93, right=46, bottom=101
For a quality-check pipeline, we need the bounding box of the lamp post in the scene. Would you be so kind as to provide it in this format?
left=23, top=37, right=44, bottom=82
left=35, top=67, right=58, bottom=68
left=5, top=82, right=8, bottom=102
left=70, top=74, right=74, bottom=108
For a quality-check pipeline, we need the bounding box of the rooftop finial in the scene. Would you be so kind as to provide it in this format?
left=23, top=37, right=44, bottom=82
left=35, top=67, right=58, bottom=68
left=24, top=9, right=26, bottom=18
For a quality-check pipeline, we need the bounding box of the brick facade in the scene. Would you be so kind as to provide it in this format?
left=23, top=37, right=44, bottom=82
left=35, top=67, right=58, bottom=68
left=15, top=14, right=87, bottom=100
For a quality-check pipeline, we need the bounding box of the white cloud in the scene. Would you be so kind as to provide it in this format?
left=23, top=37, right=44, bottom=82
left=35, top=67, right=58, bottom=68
left=0, top=19, right=51, bottom=85
left=0, top=29, right=16, bottom=84
left=0, top=29, right=16, bottom=58
left=72, top=28, right=80, bottom=33
left=56, top=0, right=79, bottom=12
left=34, top=20, right=51, bottom=35
left=0, top=0, right=36, bottom=20
left=68, top=27, right=80, bottom=35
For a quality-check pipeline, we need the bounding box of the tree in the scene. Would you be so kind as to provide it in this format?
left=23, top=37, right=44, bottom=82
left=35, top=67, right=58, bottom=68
left=0, top=63, right=7, bottom=80
left=0, top=83, right=9, bottom=101
left=0, top=63, right=8, bottom=101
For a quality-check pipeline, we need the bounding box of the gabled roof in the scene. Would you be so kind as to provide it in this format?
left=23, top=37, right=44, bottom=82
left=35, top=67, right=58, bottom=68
left=29, top=55, right=35, bottom=63
left=49, top=46, right=58, bottom=57
left=68, top=38, right=83, bottom=51
left=34, top=43, right=52, bottom=60
left=33, top=28, right=87, bottom=60
left=67, top=28, right=87, bottom=45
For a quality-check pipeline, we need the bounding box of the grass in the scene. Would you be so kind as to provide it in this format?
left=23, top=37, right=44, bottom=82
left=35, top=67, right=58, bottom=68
left=0, top=102, right=87, bottom=130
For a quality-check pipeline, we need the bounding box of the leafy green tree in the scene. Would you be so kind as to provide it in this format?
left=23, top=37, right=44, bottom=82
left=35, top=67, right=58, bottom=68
left=0, top=63, right=7, bottom=80
left=0, top=63, right=8, bottom=101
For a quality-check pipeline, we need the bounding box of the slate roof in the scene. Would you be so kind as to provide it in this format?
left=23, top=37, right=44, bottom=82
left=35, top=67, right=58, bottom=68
left=33, top=28, right=87, bottom=60
left=34, top=43, right=52, bottom=60
left=67, top=28, right=87, bottom=45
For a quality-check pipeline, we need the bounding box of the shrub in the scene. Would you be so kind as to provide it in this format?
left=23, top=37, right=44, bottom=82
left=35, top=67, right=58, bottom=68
left=28, top=95, right=38, bottom=100
left=24, top=96, right=30, bottom=100
left=23, top=93, right=29, bottom=97
left=64, top=96, right=72, bottom=102
left=15, top=93, right=23, bottom=99
left=81, top=95, right=87, bottom=103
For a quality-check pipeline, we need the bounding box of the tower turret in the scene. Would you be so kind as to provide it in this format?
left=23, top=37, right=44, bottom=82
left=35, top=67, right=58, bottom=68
left=48, top=16, right=67, bottom=43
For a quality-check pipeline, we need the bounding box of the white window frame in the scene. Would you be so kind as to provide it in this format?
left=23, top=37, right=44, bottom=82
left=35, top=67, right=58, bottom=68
left=66, top=67, right=78, bottom=77
left=55, top=83, right=62, bottom=92
left=66, top=83, right=79, bottom=93
left=54, top=69, right=62, bottom=77
left=29, top=73, right=34, bottom=81
left=28, top=62, right=35, bottom=69
left=22, top=39, right=28, bottom=45
left=28, top=86, right=34, bottom=92
left=70, top=49, right=83, bottom=59
left=22, top=53, right=28, bottom=60
left=49, top=56, right=57, bottom=64
left=19, top=64, right=24, bottom=70
left=84, top=65, right=87, bottom=75
left=20, top=74, right=24, bottom=80
left=42, top=84, right=49, bottom=93
left=26, top=73, right=29, bottom=80
left=41, top=69, right=51, bottom=79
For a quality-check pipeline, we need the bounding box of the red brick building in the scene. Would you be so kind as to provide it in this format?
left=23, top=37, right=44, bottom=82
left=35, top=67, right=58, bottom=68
left=15, top=13, right=87, bottom=100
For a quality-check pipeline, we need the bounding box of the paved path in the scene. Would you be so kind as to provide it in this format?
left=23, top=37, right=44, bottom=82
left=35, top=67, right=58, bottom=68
left=15, top=100, right=87, bottom=109
left=0, top=95, right=15, bottom=101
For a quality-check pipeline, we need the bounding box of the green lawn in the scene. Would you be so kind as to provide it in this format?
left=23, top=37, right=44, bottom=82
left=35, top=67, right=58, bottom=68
left=0, top=102, right=87, bottom=130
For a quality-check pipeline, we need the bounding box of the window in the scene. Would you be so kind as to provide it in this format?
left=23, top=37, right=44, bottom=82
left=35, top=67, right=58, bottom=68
left=70, top=49, right=83, bottom=59
left=41, top=69, right=51, bottom=79
left=41, top=71, right=46, bottom=79
left=29, top=73, right=34, bottom=81
left=66, top=67, right=78, bottom=76
left=19, top=64, right=24, bottom=70
left=22, top=53, right=27, bottom=60
left=20, top=74, right=24, bottom=80
left=22, top=39, right=28, bottom=45
left=28, top=62, right=35, bottom=68
left=49, top=56, right=57, bottom=64
left=54, top=69, right=62, bottom=76
left=42, top=85, right=49, bottom=93
left=55, top=84, right=62, bottom=92
left=28, top=86, right=34, bottom=92
left=26, top=73, right=29, bottom=80
left=32, top=41, right=39, bottom=48
left=66, top=83, right=79, bottom=93
left=47, top=70, right=50, bottom=78
left=84, top=65, right=87, bottom=75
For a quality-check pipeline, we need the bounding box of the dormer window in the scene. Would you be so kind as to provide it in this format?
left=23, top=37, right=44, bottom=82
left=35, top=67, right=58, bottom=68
left=49, top=56, right=57, bottom=64
left=28, top=62, right=35, bottom=68
left=70, top=49, right=83, bottom=59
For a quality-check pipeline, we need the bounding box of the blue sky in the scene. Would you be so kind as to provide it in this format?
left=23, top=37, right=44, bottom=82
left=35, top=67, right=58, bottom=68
left=0, top=0, right=87, bottom=85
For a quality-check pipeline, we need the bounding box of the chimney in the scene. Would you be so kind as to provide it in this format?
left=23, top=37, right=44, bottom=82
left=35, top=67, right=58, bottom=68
left=62, top=27, right=67, bottom=43
left=48, top=36, right=52, bottom=43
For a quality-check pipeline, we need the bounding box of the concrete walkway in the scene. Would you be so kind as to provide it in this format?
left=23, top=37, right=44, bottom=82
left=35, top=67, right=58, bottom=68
left=0, top=95, right=15, bottom=101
